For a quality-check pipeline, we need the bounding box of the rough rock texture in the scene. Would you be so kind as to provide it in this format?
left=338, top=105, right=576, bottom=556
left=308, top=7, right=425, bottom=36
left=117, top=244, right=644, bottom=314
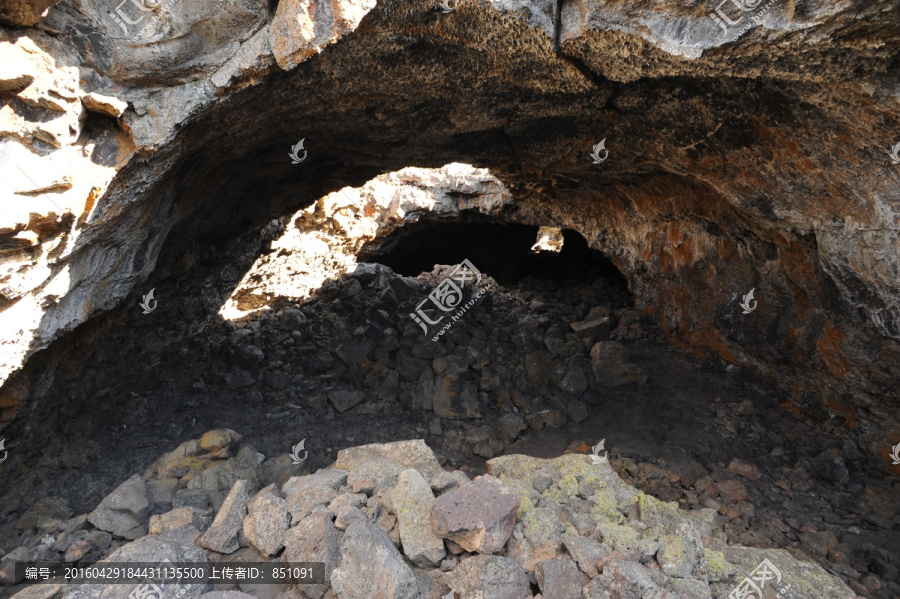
left=430, top=474, right=521, bottom=555
left=0, top=0, right=898, bottom=466
left=330, top=519, right=419, bottom=599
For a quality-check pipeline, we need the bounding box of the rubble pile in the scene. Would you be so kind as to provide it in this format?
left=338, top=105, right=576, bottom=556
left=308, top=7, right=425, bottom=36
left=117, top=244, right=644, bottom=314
left=0, top=433, right=861, bottom=598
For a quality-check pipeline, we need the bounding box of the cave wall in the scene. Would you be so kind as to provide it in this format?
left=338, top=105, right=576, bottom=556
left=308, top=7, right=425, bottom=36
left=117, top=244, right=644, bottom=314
left=0, top=0, right=898, bottom=451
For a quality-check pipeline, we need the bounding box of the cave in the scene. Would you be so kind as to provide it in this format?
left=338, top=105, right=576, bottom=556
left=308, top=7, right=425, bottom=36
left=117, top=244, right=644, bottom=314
left=0, top=0, right=898, bottom=597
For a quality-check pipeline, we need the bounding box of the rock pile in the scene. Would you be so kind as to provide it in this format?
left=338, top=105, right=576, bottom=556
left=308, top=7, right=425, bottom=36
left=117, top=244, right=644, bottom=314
left=0, top=432, right=860, bottom=598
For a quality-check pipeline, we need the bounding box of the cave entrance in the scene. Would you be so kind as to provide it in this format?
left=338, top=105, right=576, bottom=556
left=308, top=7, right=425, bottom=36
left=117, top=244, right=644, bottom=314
left=361, top=216, right=632, bottom=297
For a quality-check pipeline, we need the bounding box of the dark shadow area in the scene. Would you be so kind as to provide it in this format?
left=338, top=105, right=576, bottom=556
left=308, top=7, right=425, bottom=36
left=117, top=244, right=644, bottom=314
left=364, top=216, right=630, bottom=291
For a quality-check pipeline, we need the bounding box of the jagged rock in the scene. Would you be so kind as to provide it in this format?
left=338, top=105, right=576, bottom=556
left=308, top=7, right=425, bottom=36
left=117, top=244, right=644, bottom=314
left=285, top=484, right=338, bottom=525
left=330, top=519, right=419, bottom=599
left=431, top=474, right=521, bottom=555
left=197, top=592, right=259, bottom=598
left=283, top=470, right=349, bottom=496
left=148, top=506, right=212, bottom=543
left=87, top=474, right=150, bottom=537
left=561, top=533, right=610, bottom=578
left=595, top=558, right=666, bottom=598
left=231, top=345, right=265, bottom=371
left=81, top=92, right=128, bottom=119
left=334, top=505, right=368, bottom=530
left=60, top=535, right=212, bottom=598
left=720, top=546, right=857, bottom=599
left=657, top=534, right=694, bottom=579
left=390, top=468, right=445, bottom=567
left=243, top=489, right=290, bottom=556
left=333, top=439, right=446, bottom=487
left=197, top=480, right=250, bottom=554
left=534, top=558, right=589, bottom=599
left=283, top=511, right=341, bottom=599
left=444, top=555, right=530, bottom=599
left=186, top=449, right=261, bottom=510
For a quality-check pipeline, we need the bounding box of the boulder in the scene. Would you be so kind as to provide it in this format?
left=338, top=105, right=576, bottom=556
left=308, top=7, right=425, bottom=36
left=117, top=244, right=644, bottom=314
left=390, top=469, right=445, bottom=567
left=432, top=369, right=482, bottom=419
left=197, top=480, right=250, bottom=554
left=330, top=520, right=419, bottom=599
left=430, top=474, right=521, bottom=555
left=285, top=485, right=338, bottom=525
left=283, top=511, right=341, bottom=599
left=243, top=491, right=291, bottom=556
left=87, top=474, right=150, bottom=537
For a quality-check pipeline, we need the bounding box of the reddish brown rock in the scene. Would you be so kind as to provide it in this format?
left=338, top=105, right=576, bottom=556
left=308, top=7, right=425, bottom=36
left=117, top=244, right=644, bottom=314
left=726, top=458, right=760, bottom=481
left=715, top=479, right=749, bottom=505
left=431, top=474, right=521, bottom=554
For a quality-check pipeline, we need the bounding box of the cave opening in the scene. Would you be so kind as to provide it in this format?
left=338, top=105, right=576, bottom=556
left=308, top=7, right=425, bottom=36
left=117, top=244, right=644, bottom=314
left=364, top=217, right=632, bottom=296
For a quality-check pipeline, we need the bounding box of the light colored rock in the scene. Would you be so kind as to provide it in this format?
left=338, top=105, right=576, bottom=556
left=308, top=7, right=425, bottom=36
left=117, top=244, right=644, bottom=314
left=333, top=439, right=446, bottom=488
left=269, top=0, right=378, bottom=71
left=285, top=485, right=338, bottom=526
left=330, top=519, right=419, bottom=599
left=283, top=511, right=340, bottom=599
left=197, top=480, right=250, bottom=554
left=390, top=468, right=445, bottom=567
left=81, top=92, right=128, bottom=119
left=87, top=474, right=150, bottom=537
left=243, top=491, right=290, bottom=556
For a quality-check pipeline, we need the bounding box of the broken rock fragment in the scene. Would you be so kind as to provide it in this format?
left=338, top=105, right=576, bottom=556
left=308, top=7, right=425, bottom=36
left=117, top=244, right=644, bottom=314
left=430, top=474, right=521, bottom=554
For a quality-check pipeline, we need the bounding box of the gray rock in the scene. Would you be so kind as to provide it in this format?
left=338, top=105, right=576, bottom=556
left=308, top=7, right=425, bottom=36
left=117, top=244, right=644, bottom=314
left=559, top=367, right=588, bottom=396
left=334, top=505, right=368, bottom=530
left=596, top=558, right=664, bottom=599
left=328, top=389, right=365, bottom=412
left=330, top=520, right=418, bottom=599
left=431, top=474, right=521, bottom=554
left=282, top=469, right=348, bottom=496
left=186, top=454, right=260, bottom=511
left=333, top=439, right=446, bottom=488
left=328, top=492, right=368, bottom=512
left=197, top=592, right=259, bottom=599
left=60, top=535, right=212, bottom=599
left=285, top=485, right=338, bottom=525
left=561, top=533, right=609, bottom=578
left=243, top=491, right=290, bottom=556
left=197, top=480, right=250, bottom=554
left=493, top=413, right=527, bottom=444
left=534, top=558, right=589, bottom=599
left=283, top=511, right=341, bottom=599
left=390, top=469, right=445, bottom=567
left=148, top=506, right=212, bottom=543
left=567, top=399, right=589, bottom=423
left=444, top=555, right=530, bottom=599
left=172, top=488, right=210, bottom=510
left=87, top=474, right=150, bottom=537
left=657, top=534, right=694, bottom=579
